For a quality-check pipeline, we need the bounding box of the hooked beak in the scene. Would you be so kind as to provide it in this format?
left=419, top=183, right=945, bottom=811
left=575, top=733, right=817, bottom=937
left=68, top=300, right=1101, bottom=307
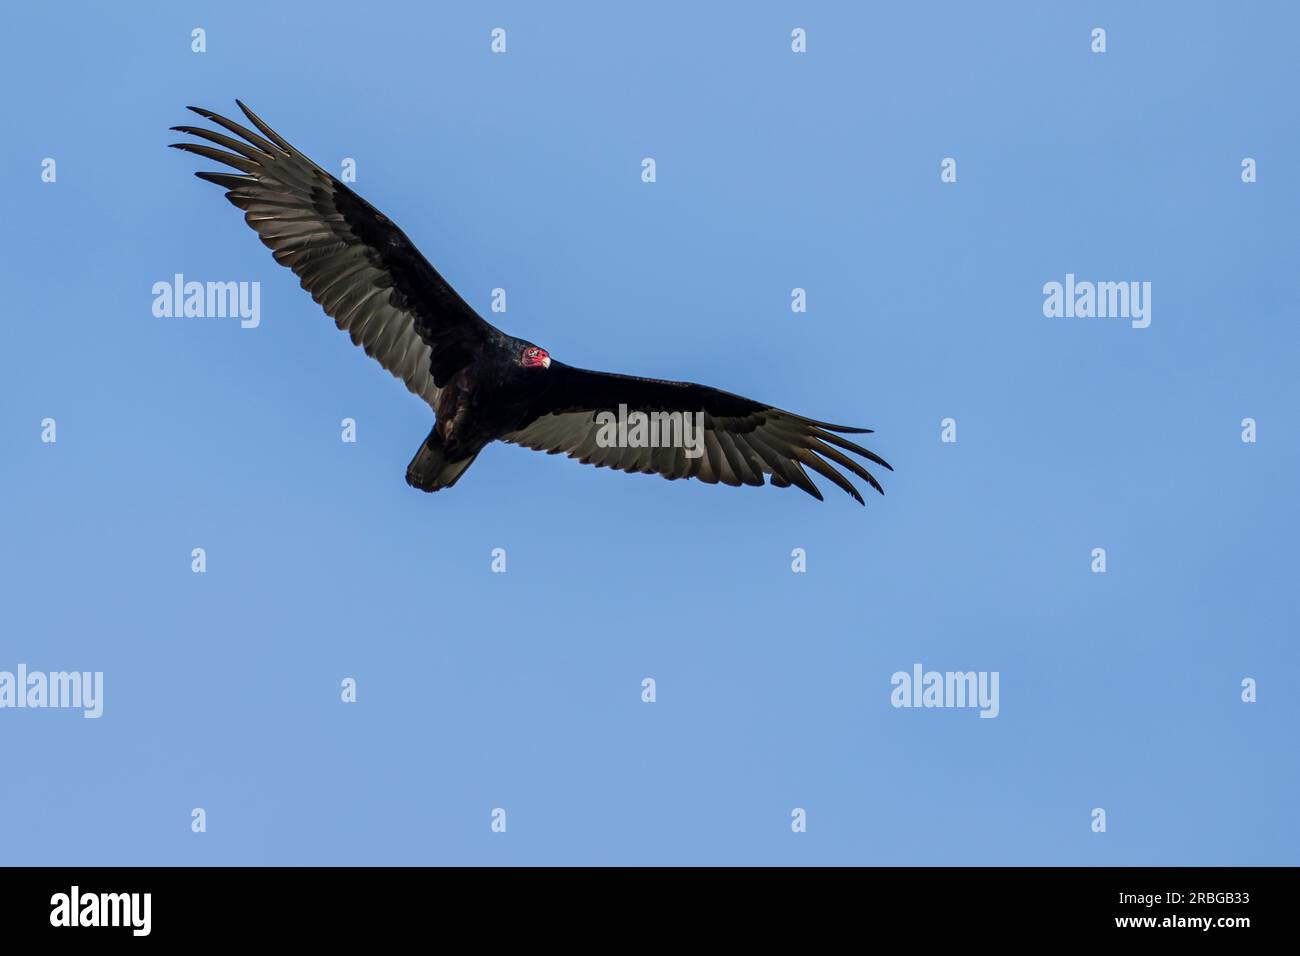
left=542, top=355, right=551, bottom=369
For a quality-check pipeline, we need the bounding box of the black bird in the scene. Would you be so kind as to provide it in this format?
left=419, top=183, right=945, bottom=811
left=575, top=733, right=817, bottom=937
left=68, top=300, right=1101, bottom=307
left=171, top=102, right=892, bottom=503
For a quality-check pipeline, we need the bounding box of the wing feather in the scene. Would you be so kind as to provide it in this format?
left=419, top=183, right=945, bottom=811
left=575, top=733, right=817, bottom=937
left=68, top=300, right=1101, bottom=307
left=502, top=364, right=890, bottom=504
left=171, top=101, right=499, bottom=409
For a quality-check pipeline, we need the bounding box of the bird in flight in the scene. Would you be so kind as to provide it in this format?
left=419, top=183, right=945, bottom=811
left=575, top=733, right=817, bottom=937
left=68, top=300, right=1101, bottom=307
left=171, top=102, right=891, bottom=504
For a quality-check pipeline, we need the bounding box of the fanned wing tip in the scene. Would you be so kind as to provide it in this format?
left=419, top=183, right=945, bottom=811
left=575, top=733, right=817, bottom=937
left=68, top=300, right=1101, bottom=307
left=775, top=412, right=892, bottom=497
left=180, top=104, right=286, bottom=158
left=810, top=427, right=894, bottom=473
left=193, top=170, right=254, bottom=189
left=235, top=99, right=294, bottom=152
left=186, top=105, right=222, bottom=122
left=802, top=417, right=873, bottom=435
left=785, top=479, right=826, bottom=501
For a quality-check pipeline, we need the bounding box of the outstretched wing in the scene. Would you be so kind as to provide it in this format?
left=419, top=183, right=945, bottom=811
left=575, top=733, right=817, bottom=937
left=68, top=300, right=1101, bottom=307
left=503, top=364, right=891, bottom=504
left=171, top=101, right=497, bottom=408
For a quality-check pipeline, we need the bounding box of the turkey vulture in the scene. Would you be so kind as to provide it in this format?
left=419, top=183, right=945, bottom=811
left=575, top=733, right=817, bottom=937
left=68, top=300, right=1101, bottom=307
left=170, top=102, right=891, bottom=504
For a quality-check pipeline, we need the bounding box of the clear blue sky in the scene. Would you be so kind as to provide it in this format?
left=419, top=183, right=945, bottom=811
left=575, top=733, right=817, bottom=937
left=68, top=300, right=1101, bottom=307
left=2, top=0, right=1296, bottom=865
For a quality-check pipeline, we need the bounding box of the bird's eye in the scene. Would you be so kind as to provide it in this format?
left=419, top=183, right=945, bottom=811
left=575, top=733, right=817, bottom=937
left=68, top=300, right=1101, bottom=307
left=527, top=348, right=538, bottom=356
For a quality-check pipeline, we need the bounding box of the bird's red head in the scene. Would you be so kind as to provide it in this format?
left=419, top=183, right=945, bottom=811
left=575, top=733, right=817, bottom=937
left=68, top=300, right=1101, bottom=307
left=521, top=346, right=551, bottom=369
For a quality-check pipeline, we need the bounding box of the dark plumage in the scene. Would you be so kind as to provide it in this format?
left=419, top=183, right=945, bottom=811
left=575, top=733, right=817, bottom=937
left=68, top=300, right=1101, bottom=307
left=171, top=102, right=892, bottom=503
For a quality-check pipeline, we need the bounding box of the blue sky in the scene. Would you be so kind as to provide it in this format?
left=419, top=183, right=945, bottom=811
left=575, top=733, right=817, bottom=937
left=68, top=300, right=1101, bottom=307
left=1, top=0, right=1296, bottom=865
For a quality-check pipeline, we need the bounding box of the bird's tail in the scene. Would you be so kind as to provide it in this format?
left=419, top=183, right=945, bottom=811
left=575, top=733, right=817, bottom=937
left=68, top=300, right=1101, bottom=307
left=405, top=428, right=479, bottom=492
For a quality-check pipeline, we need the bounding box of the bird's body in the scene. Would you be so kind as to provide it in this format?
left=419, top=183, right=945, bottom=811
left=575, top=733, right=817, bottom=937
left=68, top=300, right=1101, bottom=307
left=419, top=335, right=547, bottom=490
left=172, top=102, right=892, bottom=504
